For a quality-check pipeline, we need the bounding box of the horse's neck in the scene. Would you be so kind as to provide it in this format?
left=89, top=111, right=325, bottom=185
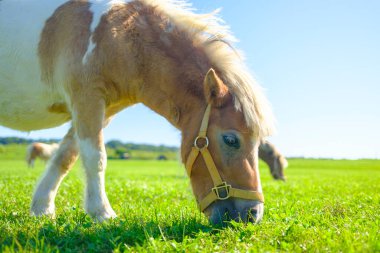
left=136, top=66, right=206, bottom=132
left=100, top=2, right=209, bottom=132
left=130, top=34, right=208, bottom=131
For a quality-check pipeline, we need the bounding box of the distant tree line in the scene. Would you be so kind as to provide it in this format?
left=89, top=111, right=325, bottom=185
left=0, top=137, right=61, bottom=145
left=106, top=140, right=178, bottom=152
left=0, top=137, right=179, bottom=152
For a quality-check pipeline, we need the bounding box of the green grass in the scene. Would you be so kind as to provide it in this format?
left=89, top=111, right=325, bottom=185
left=0, top=157, right=379, bottom=252
left=0, top=144, right=27, bottom=160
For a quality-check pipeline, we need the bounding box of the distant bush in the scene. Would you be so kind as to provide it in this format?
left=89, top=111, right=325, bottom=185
left=105, top=140, right=178, bottom=160
left=106, top=140, right=178, bottom=152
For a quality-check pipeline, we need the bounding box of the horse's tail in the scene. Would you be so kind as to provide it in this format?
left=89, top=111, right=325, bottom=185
left=26, top=143, right=35, bottom=168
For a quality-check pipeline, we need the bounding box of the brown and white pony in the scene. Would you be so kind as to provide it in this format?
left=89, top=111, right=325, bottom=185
left=0, top=0, right=276, bottom=224
left=26, top=142, right=59, bottom=168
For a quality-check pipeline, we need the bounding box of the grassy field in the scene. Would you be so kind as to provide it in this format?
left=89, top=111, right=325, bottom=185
left=0, top=155, right=379, bottom=252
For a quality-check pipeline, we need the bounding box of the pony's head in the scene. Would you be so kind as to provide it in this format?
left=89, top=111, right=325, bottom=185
left=182, top=68, right=274, bottom=225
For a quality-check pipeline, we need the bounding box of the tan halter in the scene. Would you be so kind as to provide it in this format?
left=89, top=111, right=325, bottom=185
left=185, top=104, right=264, bottom=212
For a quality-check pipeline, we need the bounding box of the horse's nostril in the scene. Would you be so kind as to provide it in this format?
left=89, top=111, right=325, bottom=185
left=208, top=202, right=234, bottom=224
left=209, top=198, right=264, bottom=225
left=209, top=200, right=264, bottom=225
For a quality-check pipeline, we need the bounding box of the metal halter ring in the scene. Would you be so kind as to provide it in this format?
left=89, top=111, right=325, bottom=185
left=212, top=182, right=232, bottom=200
left=194, top=136, right=209, bottom=150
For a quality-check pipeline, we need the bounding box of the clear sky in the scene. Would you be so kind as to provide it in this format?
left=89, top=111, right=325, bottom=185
left=1, top=0, right=379, bottom=159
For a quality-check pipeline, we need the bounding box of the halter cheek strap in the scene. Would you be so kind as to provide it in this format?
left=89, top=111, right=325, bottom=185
left=185, top=104, right=264, bottom=212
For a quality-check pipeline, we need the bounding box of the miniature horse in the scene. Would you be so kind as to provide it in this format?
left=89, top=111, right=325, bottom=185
left=0, top=0, right=275, bottom=224
left=26, top=142, right=59, bottom=168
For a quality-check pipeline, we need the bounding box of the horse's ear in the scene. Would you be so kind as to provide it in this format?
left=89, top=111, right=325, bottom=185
left=203, top=68, right=230, bottom=107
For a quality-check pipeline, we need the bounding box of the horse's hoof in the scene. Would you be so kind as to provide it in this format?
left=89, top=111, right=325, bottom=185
left=30, top=199, right=55, bottom=218
left=86, top=202, right=117, bottom=222
left=90, top=209, right=117, bottom=222
left=30, top=207, right=56, bottom=218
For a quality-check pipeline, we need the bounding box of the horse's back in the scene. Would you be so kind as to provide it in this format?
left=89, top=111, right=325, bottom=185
left=0, top=0, right=72, bottom=131
left=0, top=0, right=145, bottom=131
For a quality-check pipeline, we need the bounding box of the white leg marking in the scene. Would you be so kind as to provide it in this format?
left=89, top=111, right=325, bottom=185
left=78, top=138, right=116, bottom=221
left=31, top=161, right=61, bottom=217
left=31, top=131, right=77, bottom=217
left=31, top=143, right=69, bottom=217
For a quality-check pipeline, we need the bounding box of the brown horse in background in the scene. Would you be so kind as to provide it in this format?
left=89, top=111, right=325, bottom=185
left=26, top=143, right=59, bottom=168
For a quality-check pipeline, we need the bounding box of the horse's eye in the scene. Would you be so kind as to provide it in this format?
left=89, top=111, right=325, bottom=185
left=222, top=134, right=240, bottom=149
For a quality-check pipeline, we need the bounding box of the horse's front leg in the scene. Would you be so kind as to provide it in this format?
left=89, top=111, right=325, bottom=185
left=73, top=97, right=116, bottom=221
left=31, top=127, right=78, bottom=216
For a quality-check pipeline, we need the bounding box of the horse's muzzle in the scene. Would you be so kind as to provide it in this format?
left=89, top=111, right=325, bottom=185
left=206, top=199, right=264, bottom=225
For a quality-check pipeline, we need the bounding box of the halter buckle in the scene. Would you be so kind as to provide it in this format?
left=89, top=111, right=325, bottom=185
left=212, top=182, right=231, bottom=200
left=194, top=136, right=209, bottom=150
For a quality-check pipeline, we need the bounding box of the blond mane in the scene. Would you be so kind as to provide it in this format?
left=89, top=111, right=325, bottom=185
left=140, top=0, right=275, bottom=137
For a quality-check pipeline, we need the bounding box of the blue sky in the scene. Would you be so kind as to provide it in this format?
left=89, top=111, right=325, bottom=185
left=1, top=0, right=379, bottom=159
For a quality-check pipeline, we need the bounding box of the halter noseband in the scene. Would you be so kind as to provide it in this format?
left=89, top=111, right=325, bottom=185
left=185, top=104, right=264, bottom=212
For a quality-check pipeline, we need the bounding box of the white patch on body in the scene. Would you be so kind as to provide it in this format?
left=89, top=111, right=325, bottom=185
left=82, top=0, right=129, bottom=64
left=0, top=0, right=134, bottom=131
left=0, top=0, right=69, bottom=131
